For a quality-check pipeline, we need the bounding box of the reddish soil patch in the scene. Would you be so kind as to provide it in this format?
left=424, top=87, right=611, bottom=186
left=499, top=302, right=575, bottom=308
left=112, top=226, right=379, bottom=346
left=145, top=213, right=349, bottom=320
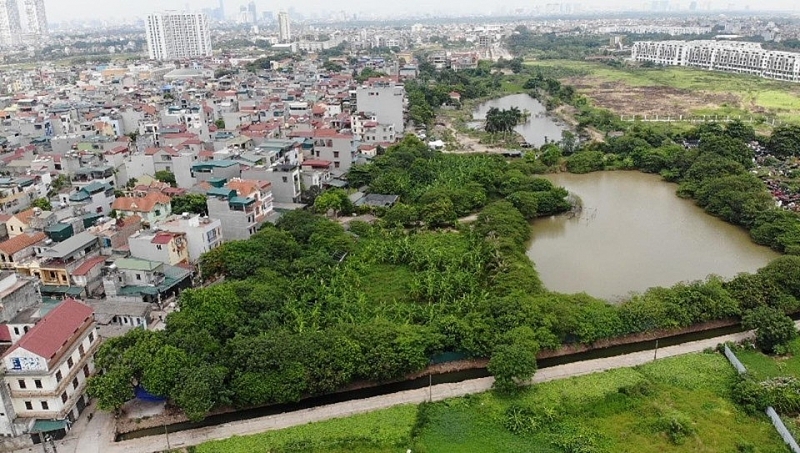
left=565, top=77, right=741, bottom=118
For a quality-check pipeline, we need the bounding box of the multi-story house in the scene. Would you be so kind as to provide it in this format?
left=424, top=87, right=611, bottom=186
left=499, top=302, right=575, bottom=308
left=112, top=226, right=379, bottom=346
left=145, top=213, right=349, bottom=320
left=15, top=232, right=101, bottom=292
left=5, top=209, right=37, bottom=238
left=190, top=160, right=242, bottom=184
left=296, top=129, right=354, bottom=172
left=355, top=78, right=405, bottom=134
left=101, top=257, right=193, bottom=305
left=63, top=181, right=115, bottom=216
left=0, top=177, right=46, bottom=214
left=0, top=232, right=47, bottom=269
left=206, top=179, right=273, bottom=240
left=2, top=299, right=97, bottom=442
left=70, top=165, right=115, bottom=190
left=128, top=231, right=189, bottom=266
left=159, top=214, right=223, bottom=263
left=242, top=164, right=302, bottom=204
left=111, top=193, right=172, bottom=225
left=361, top=121, right=396, bottom=145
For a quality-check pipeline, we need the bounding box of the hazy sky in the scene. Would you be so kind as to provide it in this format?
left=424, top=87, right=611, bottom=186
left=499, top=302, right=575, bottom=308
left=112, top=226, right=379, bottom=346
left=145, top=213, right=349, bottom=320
left=45, top=0, right=800, bottom=23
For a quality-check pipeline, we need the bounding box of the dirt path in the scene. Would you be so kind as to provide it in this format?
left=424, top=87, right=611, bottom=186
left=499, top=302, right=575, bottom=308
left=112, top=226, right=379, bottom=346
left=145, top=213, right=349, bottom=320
left=553, top=105, right=605, bottom=143
left=436, top=117, right=513, bottom=154
left=44, top=322, right=774, bottom=453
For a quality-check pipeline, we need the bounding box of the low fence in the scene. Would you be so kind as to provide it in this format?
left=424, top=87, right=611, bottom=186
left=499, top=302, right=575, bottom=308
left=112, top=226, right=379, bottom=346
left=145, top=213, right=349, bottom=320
left=723, top=345, right=800, bottom=453
left=619, top=114, right=784, bottom=126
left=723, top=345, right=747, bottom=375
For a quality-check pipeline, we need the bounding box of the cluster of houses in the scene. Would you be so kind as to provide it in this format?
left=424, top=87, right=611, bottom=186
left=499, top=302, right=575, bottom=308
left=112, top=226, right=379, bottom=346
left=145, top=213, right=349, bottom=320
left=0, top=53, right=408, bottom=447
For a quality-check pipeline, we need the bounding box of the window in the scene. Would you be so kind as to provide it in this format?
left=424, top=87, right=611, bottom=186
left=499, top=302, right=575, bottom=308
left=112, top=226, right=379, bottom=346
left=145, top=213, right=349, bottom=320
left=23, top=326, right=28, bottom=333
left=334, top=162, right=340, bottom=169
left=17, top=380, right=26, bottom=389
left=83, top=365, right=90, bottom=378
left=61, top=392, right=67, bottom=403
left=72, top=378, right=78, bottom=390
left=136, top=274, right=142, bottom=281
left=40, top=401, right=48, bottom=410
left=333, top=151, right=340, bottom=158
left=24, top=401, right=32, bottom=410
left=282, top=176, right=288, bottom=183
left=56, top=371, right=62, bottom=382
left=13, top=327, right=18, bottom=335
left=79, top=345, right=85, bottom=358
left=67, top=357, right=74, bottom=368
left=34, top=380, right=42, bottom=389
left=89, top=332, right=94, bottom=343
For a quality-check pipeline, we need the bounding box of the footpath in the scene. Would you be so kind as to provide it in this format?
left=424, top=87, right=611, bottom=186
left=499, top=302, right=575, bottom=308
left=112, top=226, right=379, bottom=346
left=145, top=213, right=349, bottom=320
left=11, top=323, right=774, bottom=453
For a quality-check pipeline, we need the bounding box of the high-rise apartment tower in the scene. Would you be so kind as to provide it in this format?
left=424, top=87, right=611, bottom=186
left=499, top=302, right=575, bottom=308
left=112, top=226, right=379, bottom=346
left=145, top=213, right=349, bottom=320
left=23, top=0, right=45, bottom=37
left=278, top=11, right=290, bottom=43
left=146, top=11, right=213, bottom=60
left=0, top=0, right=22, bottom=47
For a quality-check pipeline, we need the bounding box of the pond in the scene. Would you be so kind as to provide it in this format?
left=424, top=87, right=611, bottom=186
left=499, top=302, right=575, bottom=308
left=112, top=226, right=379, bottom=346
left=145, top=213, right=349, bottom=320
left=527, top=171, right=779, bottom=302
left=472, top=93, right=567, bottom=148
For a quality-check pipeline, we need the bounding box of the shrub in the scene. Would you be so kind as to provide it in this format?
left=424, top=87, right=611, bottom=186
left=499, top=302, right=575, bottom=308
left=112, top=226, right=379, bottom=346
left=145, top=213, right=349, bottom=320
left=742, top=306, right=798, bottom=354
left=654, top=411, right=696, bottom=445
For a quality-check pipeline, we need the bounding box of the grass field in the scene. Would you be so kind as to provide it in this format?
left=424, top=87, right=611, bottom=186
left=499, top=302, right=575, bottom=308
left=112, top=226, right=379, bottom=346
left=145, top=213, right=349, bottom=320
left=195, top=353, right=789, bottom=453
left=734, top=338, right=800, bottom=380
left=527, top=60, right=800, bottom=124
left=195, top=405, right=418, bottom=453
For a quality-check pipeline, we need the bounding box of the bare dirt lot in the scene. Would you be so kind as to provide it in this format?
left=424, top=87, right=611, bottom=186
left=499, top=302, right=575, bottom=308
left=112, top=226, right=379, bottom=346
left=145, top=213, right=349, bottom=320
left=565, top=77, right=743, bottom=118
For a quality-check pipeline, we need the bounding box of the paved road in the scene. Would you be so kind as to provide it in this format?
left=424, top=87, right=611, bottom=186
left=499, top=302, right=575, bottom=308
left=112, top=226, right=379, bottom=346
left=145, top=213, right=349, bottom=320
left=11, top=323, right=769, bottom=453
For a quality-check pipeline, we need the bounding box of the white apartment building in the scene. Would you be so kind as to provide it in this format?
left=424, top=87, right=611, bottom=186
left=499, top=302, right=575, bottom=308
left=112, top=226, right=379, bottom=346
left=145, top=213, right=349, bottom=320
left=278, top=11, right=290, bottom=43
left=0, top=0, right=22, bottom=48
left=632, top=40, right=800, bottom=83
left=146, top=12, right=212, bottom=61
left=23, top=0, right=45, bottom=38
left=159, top=214, right=223, bottom=263
left=356, top=79, right=406, bottom=134
left=2, top=300, right=97, bottom=441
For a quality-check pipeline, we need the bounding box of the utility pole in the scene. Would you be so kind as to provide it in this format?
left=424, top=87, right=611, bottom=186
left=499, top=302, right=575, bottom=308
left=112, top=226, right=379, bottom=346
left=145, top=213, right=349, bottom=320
left=165, top=422, right=171, bottom=450
left=653, top=339, right=659, bottom=361
left=428, top=374, right=432, bottom=402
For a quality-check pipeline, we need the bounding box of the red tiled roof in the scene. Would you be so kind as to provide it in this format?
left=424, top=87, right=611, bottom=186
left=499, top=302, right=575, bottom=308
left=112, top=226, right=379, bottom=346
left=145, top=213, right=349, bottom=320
left=4, top=299, right=94, bottom=364
left=151, top=232, right=177, bottom=245
left=112, top=192, right=171, bottom=213
left=12, top=208, right=36, bottom=225
left=314, top=128, right=352, bottom=139
left=0, top=325, right=10, bottom=342
left=71, top=255, right=107, bottom=277
left=0, top=232, right=47, bottom=256
left=302, top=159, right=332, bottom=169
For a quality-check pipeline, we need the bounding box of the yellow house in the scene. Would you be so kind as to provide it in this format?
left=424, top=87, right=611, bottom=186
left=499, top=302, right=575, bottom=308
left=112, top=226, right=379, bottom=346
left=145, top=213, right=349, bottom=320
left=128, top=231, right=190, bottom=266
left=5, top=209, right=36, bottom=238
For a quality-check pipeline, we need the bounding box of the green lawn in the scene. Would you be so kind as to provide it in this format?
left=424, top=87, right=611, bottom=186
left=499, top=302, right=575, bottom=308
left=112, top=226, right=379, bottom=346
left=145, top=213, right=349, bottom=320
left=196, top=353, right=789, bottom=453
left=733, top=338, right=800, bottom=381
left=195, top=404, right=417, bottom=453
left=526, top=60, right=800, bottom=123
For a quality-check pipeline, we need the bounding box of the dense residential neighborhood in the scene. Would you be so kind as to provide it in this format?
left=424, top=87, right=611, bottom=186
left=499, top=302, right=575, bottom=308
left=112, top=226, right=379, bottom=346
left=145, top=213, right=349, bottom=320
left=0, top=15, right=418, bottom=447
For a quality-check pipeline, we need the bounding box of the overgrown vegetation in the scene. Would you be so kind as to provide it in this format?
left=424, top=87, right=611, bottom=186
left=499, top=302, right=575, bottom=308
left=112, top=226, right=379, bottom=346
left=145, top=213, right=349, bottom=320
left=90, top=131, right=800, bottom=422
left=196, top=353, right=789, bottom=453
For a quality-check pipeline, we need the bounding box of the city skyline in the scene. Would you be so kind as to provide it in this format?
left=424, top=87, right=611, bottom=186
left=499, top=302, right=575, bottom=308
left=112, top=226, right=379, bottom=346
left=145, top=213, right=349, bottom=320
left=42, top=0, right=800, bottom=23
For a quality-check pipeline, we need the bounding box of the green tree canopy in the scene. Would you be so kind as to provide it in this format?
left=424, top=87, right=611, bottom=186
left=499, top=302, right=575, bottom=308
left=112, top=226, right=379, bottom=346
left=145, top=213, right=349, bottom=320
left=154, top=170, right=177, bottom=187
left=171, top=193, right=208, bottom=215
left=31, top=197, right=51, bottom=211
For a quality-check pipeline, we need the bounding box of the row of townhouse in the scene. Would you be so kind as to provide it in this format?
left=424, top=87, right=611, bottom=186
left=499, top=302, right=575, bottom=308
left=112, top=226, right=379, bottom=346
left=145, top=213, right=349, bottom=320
left=631, top=40, right=800, bottom=82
